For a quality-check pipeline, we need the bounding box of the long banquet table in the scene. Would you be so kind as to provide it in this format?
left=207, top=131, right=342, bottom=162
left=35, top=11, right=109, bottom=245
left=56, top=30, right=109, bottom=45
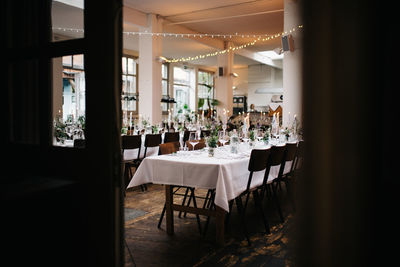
left=126, top=142, right=292, bottom=245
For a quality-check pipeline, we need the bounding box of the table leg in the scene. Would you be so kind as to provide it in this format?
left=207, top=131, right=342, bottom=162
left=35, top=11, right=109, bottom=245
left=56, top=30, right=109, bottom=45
left=215, top=205, right=225, bottom=246
left=165, top=185, right=174, bottom=235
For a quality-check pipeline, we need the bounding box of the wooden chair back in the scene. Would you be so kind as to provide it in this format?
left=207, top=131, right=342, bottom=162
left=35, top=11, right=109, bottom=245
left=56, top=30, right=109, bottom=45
left=159, top=142, right=180, bottom=155
left=164, top=132, right=180, bottom=143
left=267, top=145, right=286, bottom=167
left=246, top=149, right=270, bottom=192
left=122, top=135, right=142, bottom=150
left=144, top=134, right=162, bottom=148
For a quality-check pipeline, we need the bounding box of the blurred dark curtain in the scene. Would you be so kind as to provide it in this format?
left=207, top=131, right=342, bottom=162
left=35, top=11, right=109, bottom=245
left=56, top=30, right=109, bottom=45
left=297, top=0, right=395, bottom=266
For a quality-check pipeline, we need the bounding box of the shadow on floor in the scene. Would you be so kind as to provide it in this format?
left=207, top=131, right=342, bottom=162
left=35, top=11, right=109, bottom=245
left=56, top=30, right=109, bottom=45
left=124, top=184, right=296, bottom=267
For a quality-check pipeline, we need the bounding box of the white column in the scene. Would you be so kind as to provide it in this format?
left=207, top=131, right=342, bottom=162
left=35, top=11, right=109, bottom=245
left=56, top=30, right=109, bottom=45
left=138, top=14, right=163, bottom=124
left=52, top=57, right=63, bottom=119
left=283, top=0, right=303, bottom=127
left=215, top=42, right=234, bottom=118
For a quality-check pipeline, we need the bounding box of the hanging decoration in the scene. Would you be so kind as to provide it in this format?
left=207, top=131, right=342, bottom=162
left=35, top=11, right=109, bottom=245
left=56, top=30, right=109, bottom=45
left=52, top=24, right=303, bottom=62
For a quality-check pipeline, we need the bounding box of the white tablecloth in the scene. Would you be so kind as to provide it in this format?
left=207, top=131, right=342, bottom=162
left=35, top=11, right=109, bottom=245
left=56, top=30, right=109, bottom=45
left=123, top=133, right=184, bottom=160
left=127, top=143, right=292, bottom=212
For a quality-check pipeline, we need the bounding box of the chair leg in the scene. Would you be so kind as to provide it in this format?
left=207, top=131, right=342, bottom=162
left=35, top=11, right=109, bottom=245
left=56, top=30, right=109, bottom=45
left=235, top=195, right=251, bottom=246
left=190, top=188, right=202, bottom=235
left=203, top=191, right=216, bottom=238
left=284, top=179, right=296, bottom=212
left=271, top=182, right=284, bottom=223
left=253, top=190, right=270, bottom=234
left=179, top=187, right=190, bottom=218
left=158, top=203, right=166, bottom=229
left=184, top=188, right=195, bottom=217
left=202, top=189, right=211, bottom=209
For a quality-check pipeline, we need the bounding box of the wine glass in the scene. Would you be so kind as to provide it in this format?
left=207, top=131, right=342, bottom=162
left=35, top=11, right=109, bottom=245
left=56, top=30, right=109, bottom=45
left=241, top=131, right=249, bottom=143
left=256, top=130, right=264, bottom=143
left=218, top=131, right=228, bottom=146
left=188, top=132, right=199, bottom=151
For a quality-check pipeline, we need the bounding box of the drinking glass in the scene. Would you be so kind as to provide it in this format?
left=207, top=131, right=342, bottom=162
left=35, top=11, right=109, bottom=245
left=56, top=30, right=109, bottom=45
left=188, top=132, right=199, bottom=151
left=218, top=131, right=228, bottom=146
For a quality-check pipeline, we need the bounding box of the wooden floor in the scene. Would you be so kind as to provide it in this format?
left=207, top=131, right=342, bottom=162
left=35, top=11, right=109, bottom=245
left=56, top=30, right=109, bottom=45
left=124, top=183, right=296, bottom=267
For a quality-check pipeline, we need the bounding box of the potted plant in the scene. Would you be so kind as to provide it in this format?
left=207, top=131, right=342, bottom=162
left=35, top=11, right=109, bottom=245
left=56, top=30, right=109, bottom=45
left=249, top=129, right=256, bottom=146
left=263, top=130, right=270, bottom=144
left=207, top=134, right=218, bottom=157
left=54, top=118, right=68, bottom=144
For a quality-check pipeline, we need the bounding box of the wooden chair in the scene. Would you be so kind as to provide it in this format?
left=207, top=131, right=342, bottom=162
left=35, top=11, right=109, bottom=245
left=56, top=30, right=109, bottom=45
left=158, top=141, right=180, bottom=155
left=157, top=142, right=202, bottom=234
left=226, top=149, right=271, bottom=245
left=121, top=135, right=143, bottom=191
left=279, top=143, right=298, bottom=211
left=203, top=149, right=271, bottom=245
left=292, top=140, right=305, bottom=178
left=182, top=130, right=195, bottom=147
left=143, top=134, right=162, bottom=158
left=164, top=132, right=180, bottom=144
left=260, top=145, right=287, bottom=223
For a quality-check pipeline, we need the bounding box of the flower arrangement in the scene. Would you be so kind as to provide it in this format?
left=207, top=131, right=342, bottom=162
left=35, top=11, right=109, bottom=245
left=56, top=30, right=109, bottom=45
left=54, top=117, right=68, bottom=143
left=249, top=130, right=255, bottom=142
left=282, top=127, right=290, bottom=141
left=152, top=125, right=159, bottom=134
left=142, top=118, right=148, bottom=128
left=263, top=130, right=270, bottom=143
left=207, top=135, right=218, bottom=148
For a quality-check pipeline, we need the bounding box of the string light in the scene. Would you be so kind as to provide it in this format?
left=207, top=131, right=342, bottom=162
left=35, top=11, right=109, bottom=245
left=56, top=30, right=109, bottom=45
left=164, top=25, right=303, bottom=63
left=52, top=25, right=303, bottom=40
left=52, top=24, right=303, bottom=62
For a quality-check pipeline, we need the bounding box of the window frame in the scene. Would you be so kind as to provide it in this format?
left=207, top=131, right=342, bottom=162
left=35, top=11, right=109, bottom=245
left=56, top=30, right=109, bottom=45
left=121, top=55, right=138, bottom=115
left=197, top=69, right=215, bottom=112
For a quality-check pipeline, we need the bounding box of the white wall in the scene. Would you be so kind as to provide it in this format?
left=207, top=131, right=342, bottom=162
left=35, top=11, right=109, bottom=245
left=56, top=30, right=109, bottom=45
left=246, top=64, right=283, bottom=111
left=232, top=66, right=248, bottom=96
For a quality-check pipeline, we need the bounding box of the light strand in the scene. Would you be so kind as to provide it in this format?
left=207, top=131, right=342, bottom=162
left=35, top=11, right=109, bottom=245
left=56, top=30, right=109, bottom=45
left=52, top=25, right=303, bottom=40
left=165, top=25, right=303, bottom=63
left=52, top=25, right=303, bottom=63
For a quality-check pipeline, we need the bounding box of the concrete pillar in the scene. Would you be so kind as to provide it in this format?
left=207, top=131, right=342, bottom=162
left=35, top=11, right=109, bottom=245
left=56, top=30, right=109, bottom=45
left=215, top=42, right=234, bottom=118
left=138, top=14, right=163, bottom=124
left=283, top=0, right=303, bottom=127
left=52, top=57, right=63, bottom=119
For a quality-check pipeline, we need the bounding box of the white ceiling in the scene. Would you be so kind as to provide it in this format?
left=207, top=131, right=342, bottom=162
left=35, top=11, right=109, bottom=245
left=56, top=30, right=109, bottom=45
left=53, top=0, right=284, bottom=68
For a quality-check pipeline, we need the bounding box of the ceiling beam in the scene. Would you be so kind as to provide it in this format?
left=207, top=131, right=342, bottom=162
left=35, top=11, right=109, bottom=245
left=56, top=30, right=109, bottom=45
left=163, top=23, right=225, bottom=50
left=123, top=6, right=280, bottom=67
left=235, top=49, right=283, bottom=69
left=123, top=6, right=148, bottom=27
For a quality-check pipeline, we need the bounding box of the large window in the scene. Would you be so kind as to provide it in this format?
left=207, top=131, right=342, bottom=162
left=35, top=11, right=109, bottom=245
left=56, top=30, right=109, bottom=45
left=173, top=66, right=192, bottom=114
left=121, top=55, right=138, bottom=119
left=161, top=63, right=170, bottom=113
left=61, top=54, right=85, bottom=122
left=197, top=70, right=214, bottom=112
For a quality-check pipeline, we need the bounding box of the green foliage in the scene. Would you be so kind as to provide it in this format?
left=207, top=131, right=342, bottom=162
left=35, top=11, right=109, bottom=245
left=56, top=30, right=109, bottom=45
left=78, top=115, right=85, bottom=129
left=152, top=125, right=159, bottom=134
left=211, top=99, right=219, bottom=106
left=207, top=135, right=218, bottom=148
left=249, top=130, right=255, bottom=141
left=198, top=98, right=205, bottom=108
left=54, top=118, right=68, bottom=141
